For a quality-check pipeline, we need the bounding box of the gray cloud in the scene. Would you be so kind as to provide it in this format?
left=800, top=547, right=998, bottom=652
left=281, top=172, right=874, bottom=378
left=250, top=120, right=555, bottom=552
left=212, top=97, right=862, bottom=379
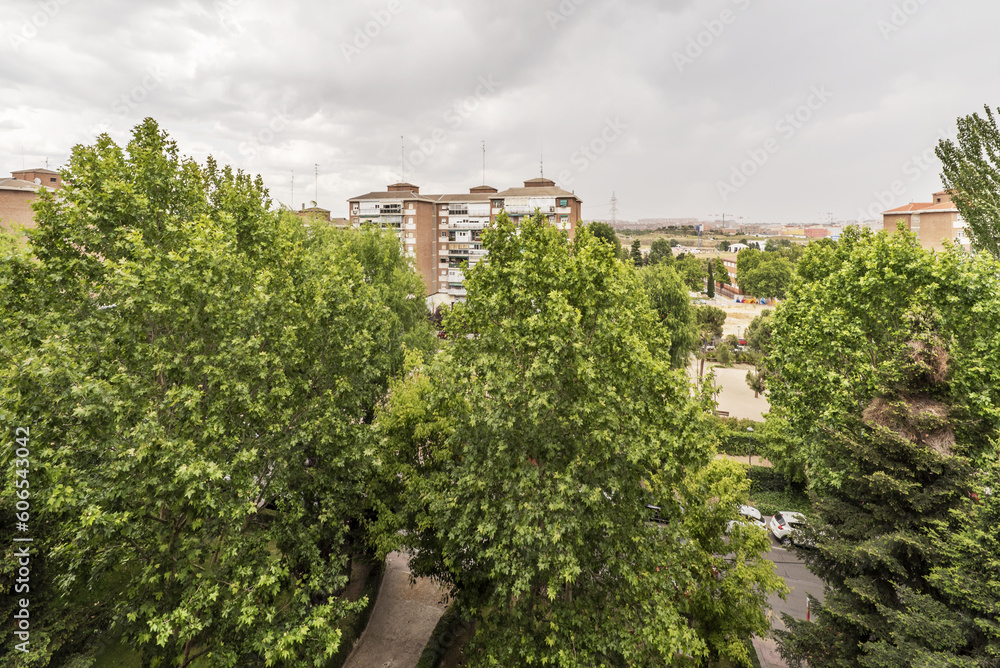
left=0, top=0, right=997, bottom=223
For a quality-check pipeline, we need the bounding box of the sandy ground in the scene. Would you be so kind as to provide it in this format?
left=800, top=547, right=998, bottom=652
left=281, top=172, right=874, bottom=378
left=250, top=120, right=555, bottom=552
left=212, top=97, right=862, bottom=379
left=689, top=361, right=771, bottom=422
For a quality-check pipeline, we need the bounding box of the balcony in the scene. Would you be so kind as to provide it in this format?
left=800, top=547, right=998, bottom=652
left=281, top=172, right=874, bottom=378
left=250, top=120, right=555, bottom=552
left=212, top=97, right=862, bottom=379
left=447, top=206, right=468, bottom=216
left=376, top=215, right=403, bottom=226
left=503, top=205, right=555, bottom=215
left=380, top=204, right=403, bottom=214
left=449, top=219, right=488, bottom=230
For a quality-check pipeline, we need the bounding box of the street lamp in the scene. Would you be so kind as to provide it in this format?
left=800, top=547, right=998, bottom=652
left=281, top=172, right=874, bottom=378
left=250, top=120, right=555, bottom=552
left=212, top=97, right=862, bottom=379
left=747, top=426, right=754, bottom=466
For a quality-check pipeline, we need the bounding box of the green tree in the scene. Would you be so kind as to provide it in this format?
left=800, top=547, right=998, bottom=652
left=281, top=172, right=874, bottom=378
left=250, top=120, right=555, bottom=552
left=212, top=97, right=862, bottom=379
left=376, top=212, right=782, bottom=666
left=745, top=309, right=773, bottom=353
left=648, top=238, right=674, bottom=265
left=936, top=104, right=1000, bottom=258
left=714, top=257, right=731, bottom=286
left=586, top=221, right=621, bottom=255
left=631, top=238, right=644, bottom=267
left=706, top=259, right=715, bottom=298
left=696, top=305, right=726, bottom=343
left=675, top=252, right=706, bottom=290
left=766, top=227, right=1000, bottom=667
left=641, top=262, right=698, bottom=368
left=0, top=120, right=421, bottom=666
left=737, top=249, right=794, bottom=299
left=695, top=305, right=727, bottom=378
left=717, top=240, right=731, bottom=252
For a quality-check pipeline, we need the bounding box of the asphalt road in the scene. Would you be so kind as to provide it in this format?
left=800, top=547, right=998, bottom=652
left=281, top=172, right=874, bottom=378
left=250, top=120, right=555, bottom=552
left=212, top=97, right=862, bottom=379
left=763, top=537, right=825, bottom=631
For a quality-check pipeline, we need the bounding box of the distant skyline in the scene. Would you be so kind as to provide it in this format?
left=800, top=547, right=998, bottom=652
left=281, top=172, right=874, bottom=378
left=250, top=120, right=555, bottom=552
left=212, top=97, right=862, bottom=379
left=1, top=0, right=997, bottom=225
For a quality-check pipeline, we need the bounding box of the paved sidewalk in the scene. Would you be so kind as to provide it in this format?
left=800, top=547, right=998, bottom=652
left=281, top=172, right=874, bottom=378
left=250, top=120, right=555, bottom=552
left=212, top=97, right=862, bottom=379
left=344, top=551, right=449, bottom=668
left=753, top=635, right=787, bottom=668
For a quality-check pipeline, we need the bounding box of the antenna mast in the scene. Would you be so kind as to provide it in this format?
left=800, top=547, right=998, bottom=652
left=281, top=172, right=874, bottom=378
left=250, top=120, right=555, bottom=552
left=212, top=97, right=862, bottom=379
left=482, top=140, right=486, bottom=184
left=400, top=136, right=404, bottom=183
left=291, top=170, right=294, bottom=210
left=610, top=191, right=619, bottom=226
left=314, top=163, right=319, bottom=206
left=540, top=144, right=544, bottom=178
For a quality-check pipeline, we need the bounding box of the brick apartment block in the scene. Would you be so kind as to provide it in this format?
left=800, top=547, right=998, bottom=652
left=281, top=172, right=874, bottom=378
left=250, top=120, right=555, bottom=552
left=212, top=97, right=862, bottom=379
left=349, top=177, right=582, bottom=298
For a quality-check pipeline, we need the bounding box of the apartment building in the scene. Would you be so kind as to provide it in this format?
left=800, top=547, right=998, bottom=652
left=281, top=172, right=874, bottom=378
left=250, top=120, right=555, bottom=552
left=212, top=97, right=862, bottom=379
left=348, top=177, right=582, bottom=298
left=882, top=190, right=970, bottom=251
left=0, top=167, right=63, bottom=232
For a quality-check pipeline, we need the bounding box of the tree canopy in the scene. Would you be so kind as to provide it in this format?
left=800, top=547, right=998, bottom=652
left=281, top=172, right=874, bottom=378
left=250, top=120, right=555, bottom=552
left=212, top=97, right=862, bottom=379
left=641, top=262, right=698, bottom=368
left=648, top=238, right=674, bottom=265
left=937, top=104, right=1000, bottom=258
left=0, top=119, right=431, bottom=666
left=585, top=221, right=621, bottom=255
left=765, top=226, right=1000, bottom=667
left=375, top=212, right=782, bottom=666
left=736, top=248, right=794, bottom=299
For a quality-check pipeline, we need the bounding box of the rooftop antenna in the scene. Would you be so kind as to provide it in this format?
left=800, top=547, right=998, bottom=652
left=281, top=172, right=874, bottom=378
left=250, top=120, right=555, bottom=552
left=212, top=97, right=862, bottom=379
left=314, top=163, right=319, bottom=206
left=482, top=140, right=486, bottom=185
left=400, top=136, right=404, bottom=183
left=45, top=157, right=49, bottom=169
left=291, top=170, right=294, bottom=210
left=610, top=191, right=619, bottom=226
left=540, top=143, right=544, bottom=178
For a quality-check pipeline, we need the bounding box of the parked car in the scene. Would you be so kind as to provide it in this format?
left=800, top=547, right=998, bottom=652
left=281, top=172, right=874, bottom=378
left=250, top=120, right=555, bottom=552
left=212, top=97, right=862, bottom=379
left=726, top=504, right=767, bottom=534
left=769, top=511, right=807, bottom=545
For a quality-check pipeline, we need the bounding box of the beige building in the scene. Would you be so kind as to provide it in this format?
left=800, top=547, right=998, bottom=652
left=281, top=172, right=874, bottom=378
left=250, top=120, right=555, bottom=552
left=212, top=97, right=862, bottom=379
left=883, top=191, right=969, bottom=251
left=348, top=177, right=582, bottom=298
left=0, top=168, right=62, bottom=232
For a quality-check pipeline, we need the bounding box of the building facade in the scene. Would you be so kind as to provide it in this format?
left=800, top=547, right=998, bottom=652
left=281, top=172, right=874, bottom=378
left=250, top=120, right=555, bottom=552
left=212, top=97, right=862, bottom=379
left=348, top=177, right=582, bottom=298
left=0, top=168, right=62, bottom=232
left=882, top=190, right=970, bottom=251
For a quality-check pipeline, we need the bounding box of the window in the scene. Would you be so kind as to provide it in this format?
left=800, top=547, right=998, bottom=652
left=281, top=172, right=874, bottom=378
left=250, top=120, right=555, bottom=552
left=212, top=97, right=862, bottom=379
left=559, top=199, right=568, bottom=207
left=50, top=177, right=57, bottom=183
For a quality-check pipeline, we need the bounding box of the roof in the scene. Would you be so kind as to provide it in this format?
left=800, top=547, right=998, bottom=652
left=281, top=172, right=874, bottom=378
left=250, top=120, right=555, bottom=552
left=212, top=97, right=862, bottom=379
left=495, top=185, right=580, bottom=199
left=299, top=206, right=330, bottom=213
left=0, top=177, right=46, bottom=192
left=348, top=190, right=436, bottom=203
left=523, top=177, right=556, bottom=187
left=12, top=168, right=59, bottom=175
left=883, top=201, right=959, bottom=214
left=431, top=193, right=493, bottom=203
left=387, top=182, right=418, bottom=189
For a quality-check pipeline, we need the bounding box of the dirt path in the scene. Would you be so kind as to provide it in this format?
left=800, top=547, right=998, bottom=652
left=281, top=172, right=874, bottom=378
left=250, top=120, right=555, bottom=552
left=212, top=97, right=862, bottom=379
left=343, top=551, right=449, bottom=668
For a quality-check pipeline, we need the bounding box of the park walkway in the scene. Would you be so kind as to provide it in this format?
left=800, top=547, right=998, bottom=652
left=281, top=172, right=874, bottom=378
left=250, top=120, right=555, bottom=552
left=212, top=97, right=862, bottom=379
left=343, top=551, right=449, bottom=668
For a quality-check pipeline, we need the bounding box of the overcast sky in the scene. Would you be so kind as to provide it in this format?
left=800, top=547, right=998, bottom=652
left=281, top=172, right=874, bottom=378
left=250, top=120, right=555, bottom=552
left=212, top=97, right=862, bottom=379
left=1, top=0, right=997, bottom=224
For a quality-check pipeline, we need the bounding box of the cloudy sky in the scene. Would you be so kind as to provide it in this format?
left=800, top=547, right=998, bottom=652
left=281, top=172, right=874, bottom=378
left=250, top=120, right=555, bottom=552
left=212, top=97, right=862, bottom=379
left=1, top=0, right=997, bottom=224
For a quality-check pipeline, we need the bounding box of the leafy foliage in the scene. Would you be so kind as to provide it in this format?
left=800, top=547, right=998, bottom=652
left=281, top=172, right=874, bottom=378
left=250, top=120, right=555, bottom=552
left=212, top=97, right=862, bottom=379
left=585, top=221, right=620, bottom=255
left=674, top=253, right=706, bottom=290
left=736, top=248, right=794, bottom=299
left=766, top=226, right=1000, bottom=667
left=648, top=238, right=674, bottom=265
left=937, top=104, right=1000, bottom=258
left=375, top=212, right=783, bottom=666
left=0, top=120, right=427, bottom=666
left=640, top=263, right=698, bottom=368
